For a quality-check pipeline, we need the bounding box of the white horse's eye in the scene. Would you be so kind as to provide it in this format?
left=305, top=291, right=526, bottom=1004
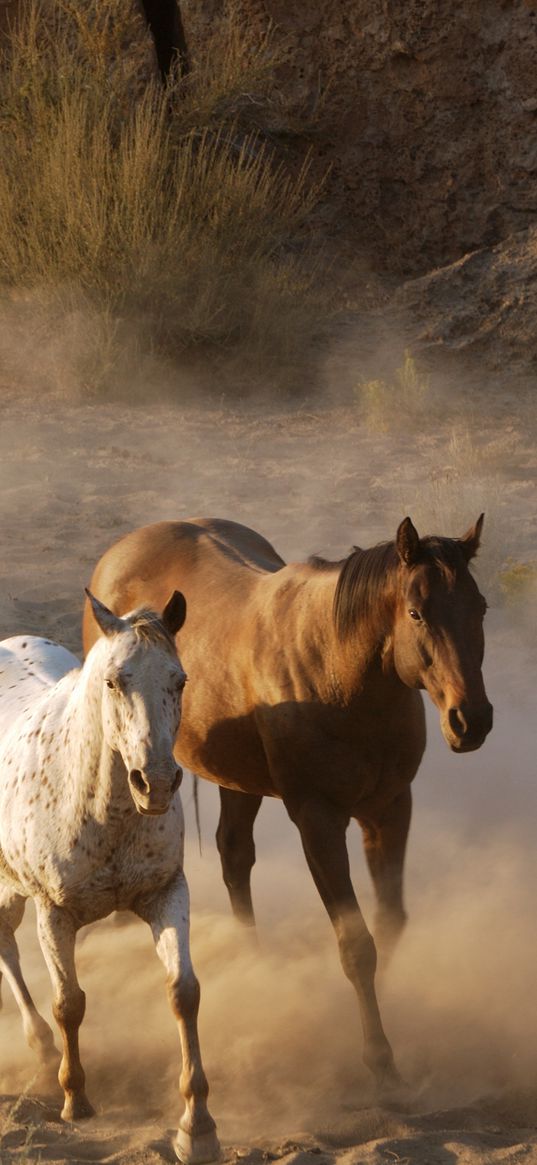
left=105, top=678, right=115, bottom=689
left=408, top=609, right=422, bottom=622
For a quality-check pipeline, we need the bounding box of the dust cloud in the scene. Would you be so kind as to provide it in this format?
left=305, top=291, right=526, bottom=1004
left=2, top=647, right=536, bottom=1146
left=0, top=325, right=536, bottom=1159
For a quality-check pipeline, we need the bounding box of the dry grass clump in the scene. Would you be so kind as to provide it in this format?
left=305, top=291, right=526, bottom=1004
left=498, top=559, right=537, bottom=606
left=402, top=426, right=532, bottom=602
left=355, top=352, right=429, bottom=431
left=0, top=0, right=326, bottom=396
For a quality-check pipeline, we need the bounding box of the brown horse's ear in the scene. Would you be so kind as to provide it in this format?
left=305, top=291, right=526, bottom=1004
left=396, top=517, right=420, bottom=566
left=85, top=589, right=125, bottom=637
left=161, top=591, right=187, bottom=636
left=458, top=513, right=484, bottom=562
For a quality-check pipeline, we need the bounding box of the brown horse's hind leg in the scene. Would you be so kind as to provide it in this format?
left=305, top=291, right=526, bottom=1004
left=216, top=788, right=262, bottom=927
left=359, top=787, right=412, bottom=970
left=285, top=795, right=401, bottom=1094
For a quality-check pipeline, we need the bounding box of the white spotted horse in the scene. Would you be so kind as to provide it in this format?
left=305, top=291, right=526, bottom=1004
left=0, top=592, right=219, bottom=1164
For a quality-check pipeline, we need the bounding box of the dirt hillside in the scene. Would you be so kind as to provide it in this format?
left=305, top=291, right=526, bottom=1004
left=183, top=0, right=537, bottom=374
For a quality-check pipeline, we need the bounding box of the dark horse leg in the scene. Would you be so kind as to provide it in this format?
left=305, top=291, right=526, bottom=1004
left=285, top=794, right=400, bottom=1091
left=140, top=0, right=190, bottom=80
left=359, top=787, right=412, bottom=969
left=216, top=788, right=262, bottom=927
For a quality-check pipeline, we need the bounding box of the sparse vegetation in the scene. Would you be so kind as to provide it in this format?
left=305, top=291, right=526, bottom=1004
left=401, top=426, right=536, bottom=604
left=355, top=351, right=429, bottom=430
left=498, top=559, right=537, bottom=606
left=0, top=0, right=327, bottom=396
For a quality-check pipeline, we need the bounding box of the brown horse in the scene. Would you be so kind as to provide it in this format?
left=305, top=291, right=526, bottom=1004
left=84, top=515, right=493, bottom=1093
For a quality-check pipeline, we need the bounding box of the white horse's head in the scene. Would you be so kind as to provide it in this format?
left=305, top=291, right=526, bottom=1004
left=85, top=589, right=187, bottom=815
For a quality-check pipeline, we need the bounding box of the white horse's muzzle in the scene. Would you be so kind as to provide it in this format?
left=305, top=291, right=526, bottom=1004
left=129, top=765, right=183, bottom=814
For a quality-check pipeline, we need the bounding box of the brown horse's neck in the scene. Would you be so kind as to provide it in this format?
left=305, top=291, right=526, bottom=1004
left=331, top=603, right=401, bottom=707
left=300, top=549, right=401, bottom=704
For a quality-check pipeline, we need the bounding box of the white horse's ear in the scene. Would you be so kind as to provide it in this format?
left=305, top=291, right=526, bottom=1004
left=161, top=591, right=187, bottom=636
left=396, top=517, right=420, bottom=566
left=85, top=589, right=125, bottom=637
left=458, top=513, right=484, bottom=562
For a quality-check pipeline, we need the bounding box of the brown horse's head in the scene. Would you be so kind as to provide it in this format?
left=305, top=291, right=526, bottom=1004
left=392, top=514, right=492, bottom=752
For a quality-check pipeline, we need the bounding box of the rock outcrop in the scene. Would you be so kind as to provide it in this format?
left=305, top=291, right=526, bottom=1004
left=395, top=226, right=537, bottom=373
left=183, top=0, right=537, bottom=279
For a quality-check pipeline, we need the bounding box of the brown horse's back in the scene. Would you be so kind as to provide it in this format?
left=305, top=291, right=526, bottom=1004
left=83, top=518, right=285, bottom=652
left=84, top=517, right=425, bottom=799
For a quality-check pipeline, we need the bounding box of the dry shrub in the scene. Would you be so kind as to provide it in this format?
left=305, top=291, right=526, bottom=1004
left=0, top=0, right=326, bottom=396
left=355, top=352, right=430, bottom=431
left=498, top=559, right=537, bottom=606
left=401, top=426, right=529, bottom=602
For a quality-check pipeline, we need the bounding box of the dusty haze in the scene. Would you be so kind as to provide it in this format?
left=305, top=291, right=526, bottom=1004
left=0, top=346, right=536, bottom=1163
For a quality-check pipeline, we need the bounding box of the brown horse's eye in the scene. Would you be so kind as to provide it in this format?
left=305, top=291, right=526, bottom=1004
left=409, top=609, right=422, bottom=622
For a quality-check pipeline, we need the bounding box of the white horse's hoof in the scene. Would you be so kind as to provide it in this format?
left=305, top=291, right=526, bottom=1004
left=174, top=1126, right=221, bottom=1164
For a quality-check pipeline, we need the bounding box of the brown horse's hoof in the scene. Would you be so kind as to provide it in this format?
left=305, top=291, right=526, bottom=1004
left=61, top=1094, right=96, bottom=1122
left=378, top=1070, right=412, bottom=1110
left=174, top=1126, right=221, bottom=1164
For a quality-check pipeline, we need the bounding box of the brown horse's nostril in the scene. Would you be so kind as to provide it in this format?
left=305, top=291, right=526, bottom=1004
left=448, top=707, right=467, bottom=739
left=172, top=767, right=183, bottom=793
left=130, top=769, right=150, bottom=796
left=449, top=702, right=493, bottom=742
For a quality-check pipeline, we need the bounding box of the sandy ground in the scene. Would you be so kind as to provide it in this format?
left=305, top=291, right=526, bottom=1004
left=0, top=375, right=536, bottom=1164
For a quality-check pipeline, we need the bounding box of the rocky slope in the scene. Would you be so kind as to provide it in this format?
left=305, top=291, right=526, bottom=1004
left=182, top=0, right=537, bottom=375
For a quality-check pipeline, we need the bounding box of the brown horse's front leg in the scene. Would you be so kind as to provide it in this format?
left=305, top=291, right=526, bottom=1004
left=137, top=873, right=219, bottom=1164
left=36, top=904, right=94, bottom=1121
left=216, top=787, right=263, bottom=928
left=284, top=795, right=401, bottom=1093
left=359, top=786, right=412, bottom=970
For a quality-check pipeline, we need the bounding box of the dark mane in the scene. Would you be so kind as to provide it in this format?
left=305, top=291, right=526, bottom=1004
left=420, top=537, right=463, bottom=582
left=308, top=554, right=347, bottom=572
left=127, top=608, right=177, bottom=655
left=333, top=542, right=399, bottom=642
left=330, top=536, right=469, bottom=642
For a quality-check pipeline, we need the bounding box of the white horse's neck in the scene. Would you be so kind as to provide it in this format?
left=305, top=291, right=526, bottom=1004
left=62, top=645, right=135, bottom=827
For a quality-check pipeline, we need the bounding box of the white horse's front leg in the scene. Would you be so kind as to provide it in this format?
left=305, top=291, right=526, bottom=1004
left=0, top=889, right=57, bottom=1065
left=35, top=903, right=95, bottom=1121
left=137, top=872, right=219, bottom=1164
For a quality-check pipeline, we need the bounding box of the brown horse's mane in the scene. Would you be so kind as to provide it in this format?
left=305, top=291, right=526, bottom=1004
left=127, top=608, right=177, bottom=655
left=310, top=536, right=466, bottom=642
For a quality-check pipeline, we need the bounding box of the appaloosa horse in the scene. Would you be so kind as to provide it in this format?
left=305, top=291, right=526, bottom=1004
left=0, top=592, right=219, bottom=1164
left=84, top=516, right=493, bottom=1093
